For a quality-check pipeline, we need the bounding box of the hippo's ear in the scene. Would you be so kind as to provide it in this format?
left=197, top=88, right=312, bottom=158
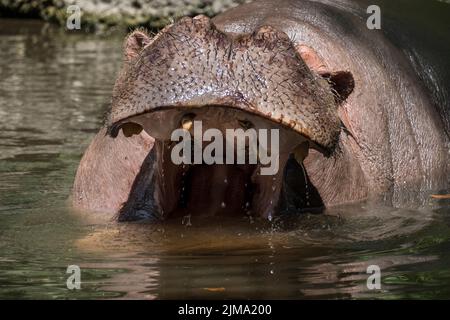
left=295, top=45, right=354, bottom=103
left=320, top=71, right=355, bottom=104
left=296, top=45, right=328, bottom=73
left=124, top=30, right=151, bottom=61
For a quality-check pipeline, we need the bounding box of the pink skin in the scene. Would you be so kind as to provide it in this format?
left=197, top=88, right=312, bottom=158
left=72, top=127, right=154, bottom=215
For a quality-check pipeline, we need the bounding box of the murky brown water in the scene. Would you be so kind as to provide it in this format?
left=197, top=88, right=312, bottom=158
left=1, top=2, right=450, bottom=299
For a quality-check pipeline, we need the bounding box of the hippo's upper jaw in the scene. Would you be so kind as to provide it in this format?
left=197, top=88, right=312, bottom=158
left=105, top=15, right=352, bottom=222
left=109, top=16, right=340, bottom=149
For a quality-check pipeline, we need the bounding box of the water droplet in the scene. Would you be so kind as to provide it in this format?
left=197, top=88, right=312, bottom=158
left=224, top=178, right=228, bottom=184
left=221, top=202, right=226, bottom=208
left=270, top=270, right=274, bottom=275
left=182, top=214, right=192, bottom=226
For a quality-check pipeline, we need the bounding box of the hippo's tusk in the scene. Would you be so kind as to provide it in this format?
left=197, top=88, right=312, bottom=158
left=431, top=194, right=450, bottom=199
left=181, top=114, right=195, bottom=131
left=182, top=119, right=193, bottom=131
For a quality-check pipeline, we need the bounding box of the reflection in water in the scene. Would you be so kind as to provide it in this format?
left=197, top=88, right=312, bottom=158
left=72, top=206, right=447, bottom=299
left=0, top=11, right=450, bottom=299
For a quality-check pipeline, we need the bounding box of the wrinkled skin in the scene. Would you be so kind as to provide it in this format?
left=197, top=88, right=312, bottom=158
left=72, top=0, right=449, bottom=222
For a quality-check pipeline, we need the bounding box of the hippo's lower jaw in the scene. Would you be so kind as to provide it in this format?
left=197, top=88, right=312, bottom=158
left=115, top=105, right=325, bottom=222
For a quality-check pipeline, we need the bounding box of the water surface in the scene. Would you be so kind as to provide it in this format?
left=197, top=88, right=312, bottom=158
left=0, top=6, right=450, bottom=299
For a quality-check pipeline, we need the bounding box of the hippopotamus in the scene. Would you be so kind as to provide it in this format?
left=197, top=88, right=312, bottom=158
left=72, top=0, right=449, bottom=222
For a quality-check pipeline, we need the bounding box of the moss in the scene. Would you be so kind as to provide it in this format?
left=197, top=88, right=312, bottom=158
left=0, top=0, right=249, bottom=32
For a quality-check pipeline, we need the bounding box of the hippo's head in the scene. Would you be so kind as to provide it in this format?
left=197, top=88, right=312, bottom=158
left=107, top=16, right=354, bottom=221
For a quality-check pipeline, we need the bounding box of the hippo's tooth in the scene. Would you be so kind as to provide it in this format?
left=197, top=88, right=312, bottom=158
left=293, top=141, right=309, bottom=164
left=182, top=119, right=193, bottom=131
left=181, top=114, right=195, bottom=131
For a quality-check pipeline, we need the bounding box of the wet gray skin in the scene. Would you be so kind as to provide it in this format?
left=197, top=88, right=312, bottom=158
left=72, top=0, right=449, bottom=222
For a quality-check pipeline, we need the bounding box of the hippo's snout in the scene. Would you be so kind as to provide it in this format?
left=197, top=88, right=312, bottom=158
left=106, top=15, right=345, bottom=221
left=109, top=15, right=341, bottom=150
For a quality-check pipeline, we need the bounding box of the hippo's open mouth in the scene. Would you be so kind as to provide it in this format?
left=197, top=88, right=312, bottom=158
left=104, top=15, right=344, bottom=222
left=114, top=105, right=325, bottom=221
